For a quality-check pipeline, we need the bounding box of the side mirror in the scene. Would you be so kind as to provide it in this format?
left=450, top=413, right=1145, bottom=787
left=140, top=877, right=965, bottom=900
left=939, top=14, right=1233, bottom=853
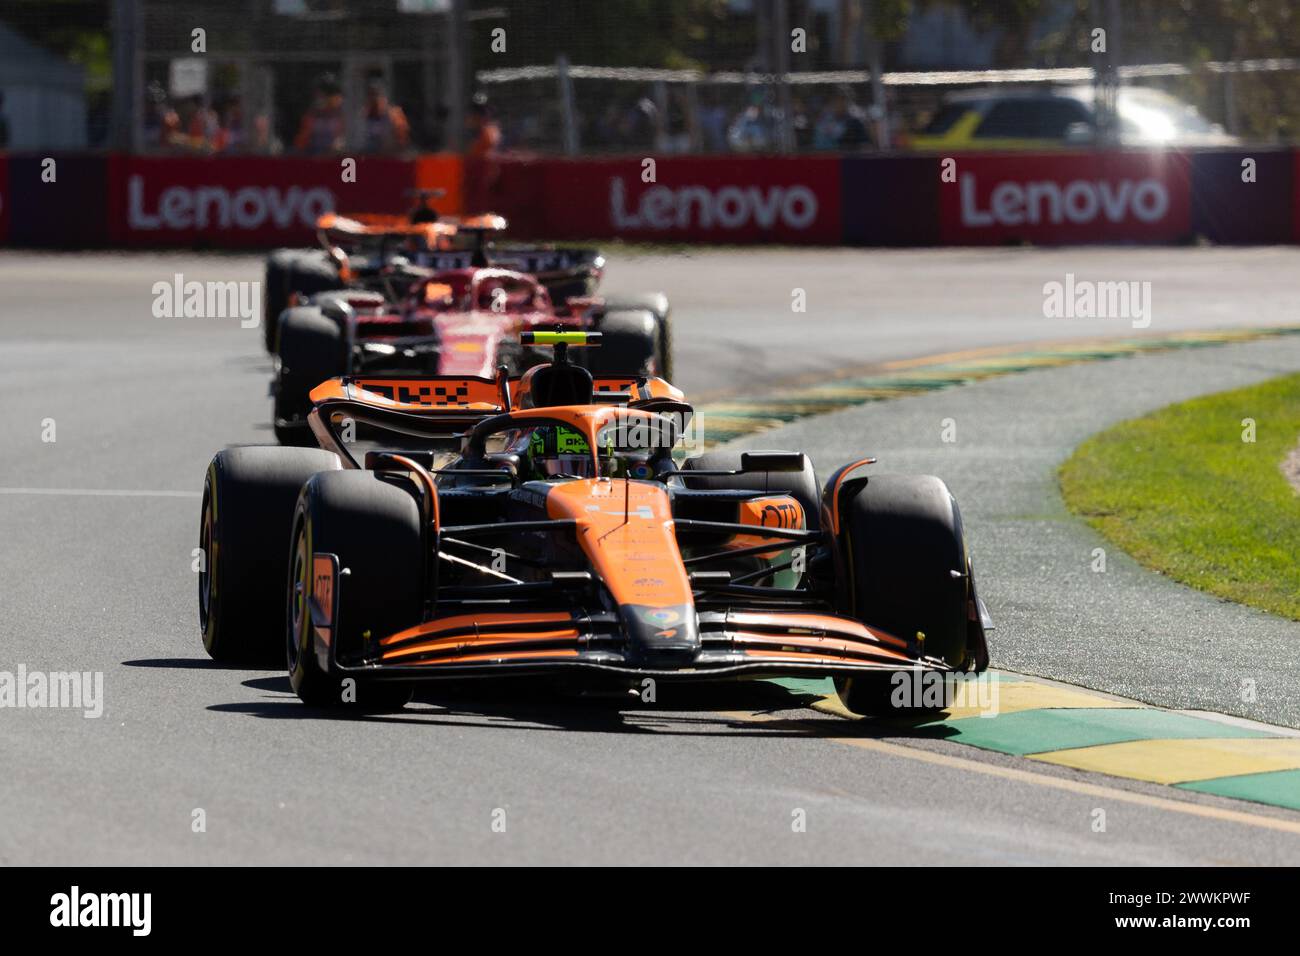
left=327, top=244, right=352, bottom=282
left=741, top=451, right=807, bottom=473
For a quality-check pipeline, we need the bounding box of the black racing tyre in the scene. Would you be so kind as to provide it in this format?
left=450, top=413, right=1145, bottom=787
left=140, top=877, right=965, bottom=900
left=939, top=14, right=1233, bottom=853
left=835, top=474, right=971, bottom=716
left=263, top=249, right=339, bottom=352
left=602, top=292, right=669, bottom=325
left=586, top=309, right=659, bottom=378
left=287, top=470, right=423, bottom=710
left=273, top=306, right=346, bottom=446
left=199, top=446, right=341, bottom=664
left=680, top=449, right=820, bottom=532
left=653, top=312, right=674, bottom=383
left=541, top=274, right=597, bottom=305
left=601, top=295, right=673, bottom=381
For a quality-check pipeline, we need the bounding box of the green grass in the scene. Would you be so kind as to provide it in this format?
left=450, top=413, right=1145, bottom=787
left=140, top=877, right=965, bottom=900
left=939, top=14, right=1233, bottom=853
left=1059, top=373, right=1300, bottom=620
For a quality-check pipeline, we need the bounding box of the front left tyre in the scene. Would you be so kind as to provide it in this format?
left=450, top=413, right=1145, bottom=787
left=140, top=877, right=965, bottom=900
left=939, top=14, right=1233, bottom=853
left=287, top=470, right=424, bottom=710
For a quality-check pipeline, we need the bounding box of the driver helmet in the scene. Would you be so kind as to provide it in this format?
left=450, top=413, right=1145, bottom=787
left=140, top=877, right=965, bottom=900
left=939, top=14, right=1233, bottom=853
left=527, top=425, right=596, bottom=479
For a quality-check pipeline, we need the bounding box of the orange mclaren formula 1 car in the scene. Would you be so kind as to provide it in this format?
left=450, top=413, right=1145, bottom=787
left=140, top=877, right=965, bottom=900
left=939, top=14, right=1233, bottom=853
left=199, top=332, right=990, bottom=714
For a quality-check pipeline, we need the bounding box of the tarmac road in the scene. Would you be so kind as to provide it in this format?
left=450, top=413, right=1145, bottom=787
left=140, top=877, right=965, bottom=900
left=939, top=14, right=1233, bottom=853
left=2, top=247, right=1299, bottom=865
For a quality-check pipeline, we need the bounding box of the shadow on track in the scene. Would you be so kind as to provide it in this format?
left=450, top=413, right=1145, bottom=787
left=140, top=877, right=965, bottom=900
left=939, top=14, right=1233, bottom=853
left=202, top=675, right=962, bottom=742
left=123, top=657, right=279, bottom=672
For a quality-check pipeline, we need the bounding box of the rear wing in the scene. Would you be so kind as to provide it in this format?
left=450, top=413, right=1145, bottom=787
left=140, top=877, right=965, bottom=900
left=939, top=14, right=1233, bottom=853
left=408, top=244, right=604, bottom=277
left=316, top=212, right=452, bottom=239
left=308, top=373, right=682, bottom=414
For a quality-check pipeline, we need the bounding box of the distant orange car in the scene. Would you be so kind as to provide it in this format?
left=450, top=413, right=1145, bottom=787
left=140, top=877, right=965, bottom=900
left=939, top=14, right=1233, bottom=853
left=261, top=190, right=649, bottom=353
left=199, top=332, right=991, bottom=714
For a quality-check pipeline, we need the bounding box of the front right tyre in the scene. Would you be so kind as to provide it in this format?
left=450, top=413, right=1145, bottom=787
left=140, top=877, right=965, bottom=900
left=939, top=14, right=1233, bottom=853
left=199, top=446, right=341, bottom=664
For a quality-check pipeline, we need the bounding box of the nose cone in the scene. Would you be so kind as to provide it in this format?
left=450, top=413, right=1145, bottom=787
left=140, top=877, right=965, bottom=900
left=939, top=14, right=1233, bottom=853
left=619, top=604, right=700, bottom=667
left=543, top=478, right=699, bottom=666
left=545, top=478, right=694, bottom=609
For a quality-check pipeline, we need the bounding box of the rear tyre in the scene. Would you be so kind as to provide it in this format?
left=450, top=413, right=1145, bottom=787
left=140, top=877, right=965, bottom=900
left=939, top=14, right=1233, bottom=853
left=263, top=250, right=339, bottom=353
left=599, top=297, right=674, bottom=382
left=680, top=449, right=820, bottom=531
left=199, top=446, right=341, bottom=664
left=587, top=310, right=663, bottom=379
left=653, top=312, right=673, bottom=383
left=273, top=307, right=346, bottom=446
left=287, top=471, right=423, bottom=710
left=602, top=292, right=669, bottom=326
left=834, top=474, right=971, bottom=716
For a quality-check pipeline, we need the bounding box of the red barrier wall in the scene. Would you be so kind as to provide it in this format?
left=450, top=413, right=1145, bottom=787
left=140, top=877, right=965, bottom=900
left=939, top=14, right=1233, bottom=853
left=0, top=148, right=1290, bottom=248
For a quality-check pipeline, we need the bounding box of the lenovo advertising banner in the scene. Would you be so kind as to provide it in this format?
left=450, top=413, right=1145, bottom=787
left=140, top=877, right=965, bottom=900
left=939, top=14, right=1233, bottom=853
left=938, top=151, right=1193, bottom=245
left=107, top=155, right=419, bottom=247
left=537, top=156, right=842, bottom=244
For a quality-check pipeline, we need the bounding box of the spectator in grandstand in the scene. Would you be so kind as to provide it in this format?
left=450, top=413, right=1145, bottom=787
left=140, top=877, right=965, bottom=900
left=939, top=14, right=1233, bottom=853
left=620, top=97, right=658, bottom=152
left=145, top=82, right=186, bottom=151
left=790, top=94, right=814, bottom=150
left=589, top=102, right=624, bottom=151
left=361, top=79, right=411, bottom=153
left=214, top=94, right=277, bottom=154
left=214, top=94, right=245, bottom=152
left=251, top=113, right=280, bottom=154
left=697, top=90, right=728, bottom=153
left=664, top=88, right=695, bottom=153
left=465, top=96, right=501, bottom=160
left=727, top=90, right=774, bottom=152
left=294, top=73, right=347, bottom=155
left=187, top=95, right=222, bottom=152
left=813, top=87, right=872, bottom=151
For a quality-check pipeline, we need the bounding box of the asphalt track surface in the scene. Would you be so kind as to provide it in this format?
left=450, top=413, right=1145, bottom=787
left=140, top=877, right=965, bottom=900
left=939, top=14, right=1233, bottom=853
left=2, top=247, right=1300, bottom=865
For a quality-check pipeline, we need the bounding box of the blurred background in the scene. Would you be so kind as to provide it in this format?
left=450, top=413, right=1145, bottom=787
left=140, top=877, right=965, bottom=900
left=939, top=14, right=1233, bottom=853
left=3, top=0, right=1299, bottom=157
